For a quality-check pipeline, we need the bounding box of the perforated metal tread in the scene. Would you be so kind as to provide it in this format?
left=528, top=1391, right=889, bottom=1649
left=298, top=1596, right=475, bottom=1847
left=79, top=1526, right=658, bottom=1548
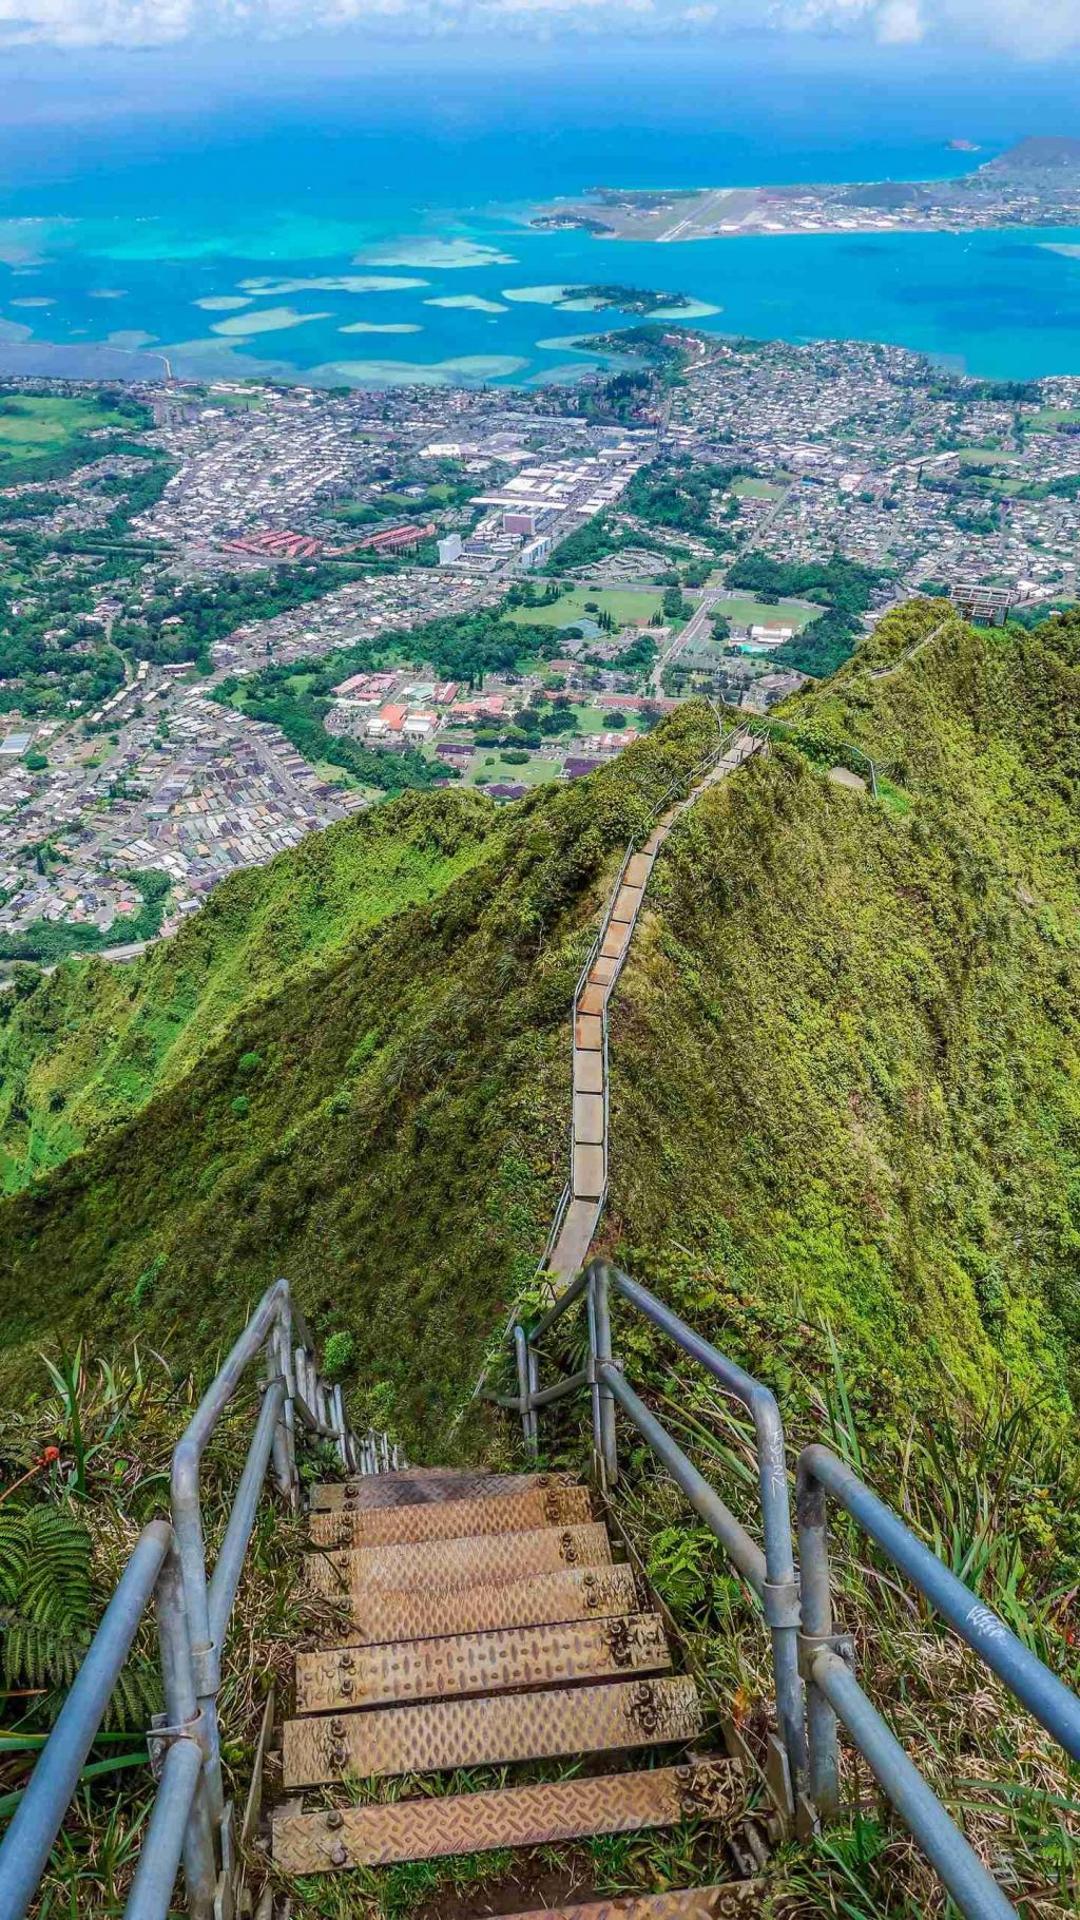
left=296, top=1611, right=670, bottom=1713
left=304, top=1522, right=611, bottom=1596
left=309, top=1484, right=590, bottom=1549
left=330, top=1564, right=640, bottom=1643
left=283, top=1674, right=702, bottom=1786
left=271, top=1760, right=736, bottom=1872
left=504, top=1888, right=760, bottom=1920
left=312, top=1472, right=576, bottom=1513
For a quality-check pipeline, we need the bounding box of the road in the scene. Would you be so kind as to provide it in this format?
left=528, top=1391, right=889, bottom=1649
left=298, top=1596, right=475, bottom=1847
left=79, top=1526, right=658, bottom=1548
left=648, top=586, right=723, bottom=695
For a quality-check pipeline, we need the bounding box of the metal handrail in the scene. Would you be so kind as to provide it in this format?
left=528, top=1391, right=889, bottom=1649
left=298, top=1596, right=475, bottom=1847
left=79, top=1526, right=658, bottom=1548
left=796, top=1441, right=1080, bottom=1920
left=0, top=1279, right=400, bottom=1920
left=505, top=1259, right=1080, bottom=1919
left=508, top=1257, right=805, bottom=1810
left=546, top=720, right=748, bottom=1284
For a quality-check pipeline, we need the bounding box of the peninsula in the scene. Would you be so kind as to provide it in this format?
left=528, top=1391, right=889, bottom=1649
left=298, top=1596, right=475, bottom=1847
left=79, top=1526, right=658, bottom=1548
left=529, top=136, right=1080, bottom=242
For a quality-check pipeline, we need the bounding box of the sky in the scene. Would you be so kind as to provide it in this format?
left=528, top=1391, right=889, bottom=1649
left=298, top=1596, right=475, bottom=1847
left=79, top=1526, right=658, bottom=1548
left=1, top=0, right=1079, bottom=60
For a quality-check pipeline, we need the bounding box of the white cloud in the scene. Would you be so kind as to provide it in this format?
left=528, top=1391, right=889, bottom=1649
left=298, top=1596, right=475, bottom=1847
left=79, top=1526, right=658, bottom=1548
left=0, top=0, right=1076, bottom=55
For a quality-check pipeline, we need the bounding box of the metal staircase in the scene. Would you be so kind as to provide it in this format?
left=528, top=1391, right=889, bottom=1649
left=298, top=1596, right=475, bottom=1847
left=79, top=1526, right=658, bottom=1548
left=544, top=723, right=764, bottom=1290
left=272, top=1464, right=758, bottom=1917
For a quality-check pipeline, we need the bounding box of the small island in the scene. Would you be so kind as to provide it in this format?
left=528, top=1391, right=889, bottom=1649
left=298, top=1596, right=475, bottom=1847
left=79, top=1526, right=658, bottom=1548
left=563, top=284, right=694, bottom=315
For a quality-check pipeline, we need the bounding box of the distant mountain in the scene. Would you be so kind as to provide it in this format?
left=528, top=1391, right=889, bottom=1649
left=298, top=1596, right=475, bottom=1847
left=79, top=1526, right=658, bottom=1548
left=986, top=136, right=1080, bottom=174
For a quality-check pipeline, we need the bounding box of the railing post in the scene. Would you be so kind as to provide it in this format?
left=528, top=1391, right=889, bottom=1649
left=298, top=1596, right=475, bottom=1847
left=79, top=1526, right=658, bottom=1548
left=154, top=1544, right=218, bottom=1919
left=796, top=1457, right=841, bottom=1821
left=266, top=1326, right=293, bottom=1506
left=513, top=1325, right=538, bottom=1457
left=588, top=1264, right=618, bottom=1488
left=273, top=1292, right=297, bottom=1500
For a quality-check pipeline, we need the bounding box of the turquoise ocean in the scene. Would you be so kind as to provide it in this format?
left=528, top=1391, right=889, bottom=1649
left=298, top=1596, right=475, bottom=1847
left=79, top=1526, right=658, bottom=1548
left=2, top=54, right=1080, bottom=385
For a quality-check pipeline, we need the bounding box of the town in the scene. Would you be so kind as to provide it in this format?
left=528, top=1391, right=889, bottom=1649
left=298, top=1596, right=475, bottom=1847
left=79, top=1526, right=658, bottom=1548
left=0, top=322, right=1077, bottom=961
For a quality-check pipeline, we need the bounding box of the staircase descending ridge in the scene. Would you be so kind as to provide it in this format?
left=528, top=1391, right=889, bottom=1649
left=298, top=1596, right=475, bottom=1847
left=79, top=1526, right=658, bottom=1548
left=546, top=728, right=763, bottom=1289
left=270, top=1467, right=760, bottom=1918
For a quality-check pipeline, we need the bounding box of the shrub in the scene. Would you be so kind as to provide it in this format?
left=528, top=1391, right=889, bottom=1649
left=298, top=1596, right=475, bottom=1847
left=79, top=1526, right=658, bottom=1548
left=323, top=1331, right=356, bottom=1379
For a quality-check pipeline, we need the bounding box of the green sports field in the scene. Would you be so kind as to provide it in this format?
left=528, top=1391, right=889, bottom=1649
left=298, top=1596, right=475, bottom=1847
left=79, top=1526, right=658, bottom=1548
left=0, top=394, right=123, bottom=466
left=507, top=587, right=663, bottom=631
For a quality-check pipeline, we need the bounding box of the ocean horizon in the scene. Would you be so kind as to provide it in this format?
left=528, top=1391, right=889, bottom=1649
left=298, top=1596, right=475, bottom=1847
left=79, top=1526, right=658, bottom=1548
left=2, top=53, right=1080, bottom=386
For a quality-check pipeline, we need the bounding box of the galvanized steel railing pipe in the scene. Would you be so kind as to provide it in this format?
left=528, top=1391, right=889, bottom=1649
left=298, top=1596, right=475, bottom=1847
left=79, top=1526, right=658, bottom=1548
left=507, top=1257, right=806, bottom=1803
left=0, top=1279, right=397, bottom=1920
left=506, top=1257, right=1080, bottom=1910
left=0, top=1521, right=174, bottom=1920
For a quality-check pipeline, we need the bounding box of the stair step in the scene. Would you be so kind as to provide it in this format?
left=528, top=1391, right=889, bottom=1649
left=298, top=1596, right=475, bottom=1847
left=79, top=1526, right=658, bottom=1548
left=309, top=1484, right=590, bottom=1549
left=331, top=1564, right=640, bottom=1643
left=578, top=982, right=607, bottom=1017
left=504, top=1888, right=759, bottom=1920
left=610, top=883, right=644, bottom=925
left=546, top=1196, right=602, bottom=1283
left=271, top=1759, right=735, bottom=1871
left=600, top=920, right=632, bottom=963
left=311, top=1471, right=575, bottom=1513
left=305, top=1522, right=612, bottom=1596
left=296, top=1611, right=670, bottom=1713
left=283, top=1674, right=702, bottom=1787
left=624, top=853, right=653, bottom=889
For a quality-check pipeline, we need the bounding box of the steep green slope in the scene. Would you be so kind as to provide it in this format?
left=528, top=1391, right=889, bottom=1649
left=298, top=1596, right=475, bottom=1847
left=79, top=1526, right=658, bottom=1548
left=609, top=603, right=1080, bottom=1420
left=0, top=790, right=499, bottom=1190
left=0, top=708, right=719, bottom=1426
left=0, top=605, right=1076, bottom=1453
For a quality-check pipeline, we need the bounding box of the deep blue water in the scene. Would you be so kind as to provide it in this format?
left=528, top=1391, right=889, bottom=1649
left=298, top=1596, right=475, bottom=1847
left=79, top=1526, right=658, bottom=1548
left=1, top=51, right=1079, bottom=383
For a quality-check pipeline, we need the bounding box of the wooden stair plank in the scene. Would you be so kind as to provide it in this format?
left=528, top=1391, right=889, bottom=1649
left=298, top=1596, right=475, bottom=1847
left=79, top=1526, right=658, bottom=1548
left=623, top=853, right=653, bottom=889
left=309, top=1484, right=590, bottom=1549
left=283, top=1674, right=702, bottom=1786
left=311, top=1471, right=577, bottom=1513
left=271, top=1760, right=735, bottom=1872
left=573, top=1143, right=605, bottom=1200
left=575, top=1012, right=603, bottom=1052
left=578, top=982, right=607, bottom=1017
left=573, top=1093, right=605, bottom=1147
left=610, top=884, right=644, bottom=925
left=333, top=1564, right=640, bottom=1642
left=304, top=1522, right=612, bottom=1596
left=573, top=1049, right=604, bottom=1096
left=546, top=1197, right=603, bottom=1285
left=296, top=1611, right=670, bottom=1713
left=600, top=920, right=632, bottom=962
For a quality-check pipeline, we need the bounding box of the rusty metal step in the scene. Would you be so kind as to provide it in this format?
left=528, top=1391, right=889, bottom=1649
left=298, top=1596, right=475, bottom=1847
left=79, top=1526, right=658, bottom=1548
left=503, top=1888, right=760, bottom=1920
left=305, top=1522, right=612, bottom=1597
left=309, top=1484, right=590, bottom=1550
left=271, top=1759, right=735, bottom=1872
left=332, top=1564, right=640, bottom=1643
left=296, top=1611, right=670, bottom=1713
left=311, top=1472, right=576, bottom=1513
left=283, top=1674, right=702, bottom=1787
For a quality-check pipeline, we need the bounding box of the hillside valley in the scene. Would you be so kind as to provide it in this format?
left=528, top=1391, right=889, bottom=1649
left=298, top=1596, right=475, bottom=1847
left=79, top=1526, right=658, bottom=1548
left=0, top=600, right=1076, bottom=1462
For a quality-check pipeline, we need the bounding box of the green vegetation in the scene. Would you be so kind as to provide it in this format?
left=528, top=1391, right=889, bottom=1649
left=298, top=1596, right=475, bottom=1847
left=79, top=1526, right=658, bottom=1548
left=505, top=586, right=661, bottom=633
left=727, top=550, right=889, bottom=676
left=2, top=601, right=1079, bottom=1916
left=0, top=793, right=499, bottom=1191
left=561, top=284, right=692, bottom=315
left=0, top=390, right=151, bottom=483
left=0, top=602, right=1076, bottom=1439
left=624, top=460, right=746, bottom=545
left=0, top=869, right=170, bottom=967
left=215, top=606, right=557, bottom=792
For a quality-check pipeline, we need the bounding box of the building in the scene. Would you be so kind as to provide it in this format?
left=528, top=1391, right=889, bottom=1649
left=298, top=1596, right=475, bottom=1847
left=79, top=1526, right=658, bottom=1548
left=438, top=534, right=464, bottom=566
left=949, top=581, right=1016, bottom=626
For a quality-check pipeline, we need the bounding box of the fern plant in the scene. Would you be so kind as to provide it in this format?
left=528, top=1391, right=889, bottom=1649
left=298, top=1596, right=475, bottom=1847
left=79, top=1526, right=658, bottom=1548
left=0, top=1502, right=161, bottom=1727
left=0, top=1504, right=93, bottom=1696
